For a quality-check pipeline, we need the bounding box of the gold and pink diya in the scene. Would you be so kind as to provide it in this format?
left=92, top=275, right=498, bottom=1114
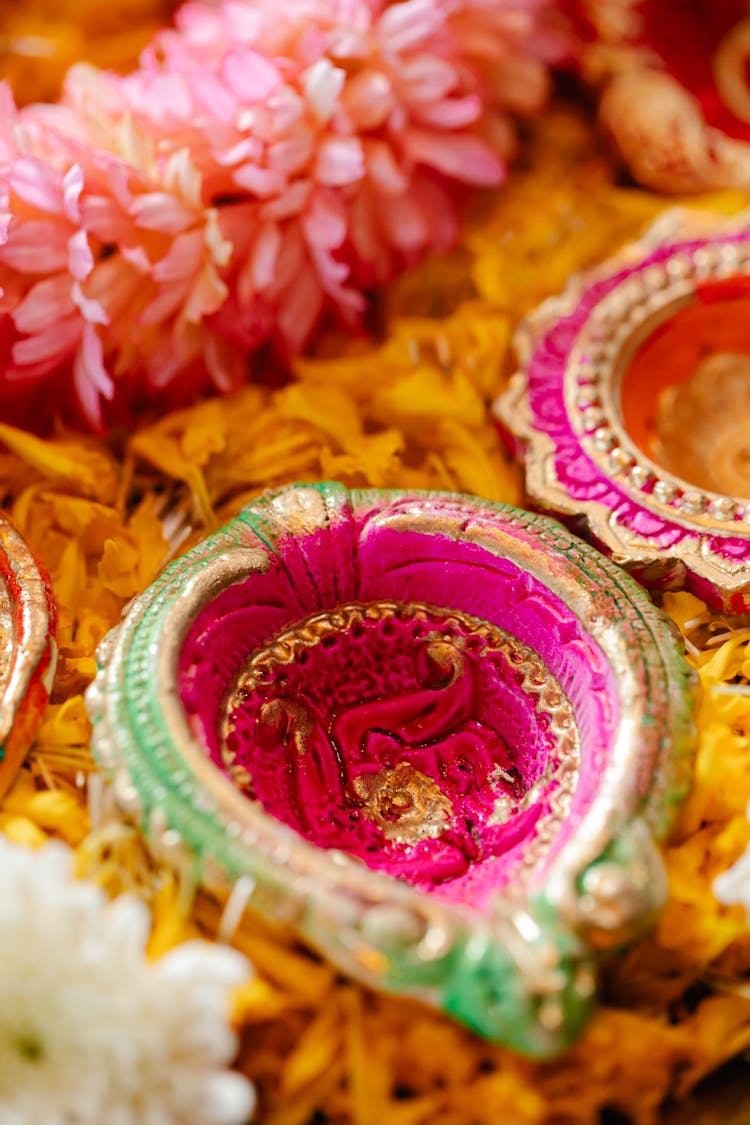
left=0, top=514, right=56, bottom=795
left=500, top=208, right=750, bottom=612
left=87, top=482, right=696, bottom=1056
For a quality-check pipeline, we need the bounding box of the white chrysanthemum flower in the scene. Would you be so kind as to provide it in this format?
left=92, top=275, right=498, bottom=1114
left=0, top=836, right=255, bottom=1125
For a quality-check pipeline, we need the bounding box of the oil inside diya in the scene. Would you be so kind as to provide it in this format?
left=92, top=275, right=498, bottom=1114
left=499, top=209, right=750, bottom=612
left=87, top=483, right=696, bottom=1056
left=0, top=514, right=56, bottom=795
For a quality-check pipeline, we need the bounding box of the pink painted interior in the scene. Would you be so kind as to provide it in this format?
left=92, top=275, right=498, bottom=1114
left=225, top=608, right=547, bottom=891
left=178, top=500, right=619, bottom=911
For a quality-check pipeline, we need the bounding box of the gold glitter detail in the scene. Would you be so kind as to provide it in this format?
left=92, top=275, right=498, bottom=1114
left=257, top=698, right=314, bottom=756
left=352, top=763, right=453, bottom=845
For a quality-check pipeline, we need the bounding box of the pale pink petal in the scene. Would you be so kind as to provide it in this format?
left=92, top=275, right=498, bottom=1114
left=309, top=244, right=349, bottom=292
left=0, top=220, right=69, bottom=273
left=205, top=211, right=233, bottom=268
left=264, top=87, right=305, bottom=135
left=140, top=282, right=188, bottom=327
left=414, top=94, right=482, bottom=129
left=204, top=332, right=244, bottom=394
left=12, top=316, right=80, bottom=365
left=87, top=256, right=142, bottom=320
left=12, top=274, right=73, bottom=334
left=130, top=193, right=196, bottom=234
left=397, top=56, right=457, bottom=103
left=342, top=70, right=394, bottom=130
left=303, top=189, right=347, bottom=249
left=162, top=149, right=203, bottom=208
left=405, top=129, right=505, bottom=184
left=79, top=195, right=133, bottom=243
left=232, top=163, right=286, bottom=198
left=80, top=323, right=114, bottom=397
left=377, top=188, right=428, bottom=253
left=222, top=48, right=281, bottom=103
left=364, top=140, right=408, bottom=195
left=120, top=244, right=153, bottom=273
left=377, top=0, right=444, bottom=52
left=276, top=265, right=324, bottom=354
left=303, top=59, right=346, bottom=124
left=152, top=229, right=203, bottom=283
left=183, top=262, right=228, bottom=322
left=187, top=72, right=238, bottom=124
left=250, top=223, right=281, bottom=289
left=216, top=138, right=264, bottom=167
left=315, top=137, right=365, bottom=187
left=260, top=179, right=311, bottom=221
left=71, top=280, right=108, bottom=325
left=124, top=72, right=194, bottom=124
left=8, top=157, right=63, bottom=215
left=62, top=165, right=85, bottom=223
left=268, top=133, right=314, bottom=176
left=73, top=325, right=114, bottom=427
left=0, top=83, right=18, bottom=162
left=67, top=229, right=94, bottom=282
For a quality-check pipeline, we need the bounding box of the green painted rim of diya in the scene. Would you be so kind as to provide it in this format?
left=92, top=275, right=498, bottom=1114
left=86, top=483, right=697, bottom=1057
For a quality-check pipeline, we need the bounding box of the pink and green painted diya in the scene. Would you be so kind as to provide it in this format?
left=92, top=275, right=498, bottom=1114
left=0, top=513, right=56, bottom=795
left=87, top=483, right=696, bottom=1057
left=499, top=207, right=750, bottom=612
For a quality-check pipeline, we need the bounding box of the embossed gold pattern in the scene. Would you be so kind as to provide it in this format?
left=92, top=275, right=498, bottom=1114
left=352, top=763, right=453, bottom=845
left=221, top=599, right=580, bottom=882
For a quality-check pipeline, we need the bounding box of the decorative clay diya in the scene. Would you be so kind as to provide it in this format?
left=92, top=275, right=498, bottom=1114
left=499, top=208, right=750, bottom=613
left=563, top=0, right=750, bottom=193
left=0, top=514, right=56, bottom=794
left=87, top=483, right=696, bottom=1056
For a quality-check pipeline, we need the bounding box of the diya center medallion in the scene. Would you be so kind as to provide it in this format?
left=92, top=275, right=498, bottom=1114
left=87, top=483, right=696, bottom=1057
left=499, top=208, right=750, bottom=613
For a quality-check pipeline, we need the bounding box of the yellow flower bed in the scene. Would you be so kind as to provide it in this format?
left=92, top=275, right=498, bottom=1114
left=1, top=107, right=750, bottom=1123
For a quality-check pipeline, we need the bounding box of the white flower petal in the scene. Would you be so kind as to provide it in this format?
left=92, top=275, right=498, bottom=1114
left=0, top=839, right=255, bottom=1125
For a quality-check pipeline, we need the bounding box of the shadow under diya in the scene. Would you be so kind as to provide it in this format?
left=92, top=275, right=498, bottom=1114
left=87, top=483, right=696, bottom=1057
left=499, top=209, right=750, bottom=613
left=0, top=514, right=56, bottom=795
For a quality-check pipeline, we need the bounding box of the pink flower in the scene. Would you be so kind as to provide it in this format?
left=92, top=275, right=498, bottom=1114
left=63, top=0, right=558, bottom=360
left=0, top=84, right=242, bottom=426
left=0, top=87, right=112, bottom=428
left=1, top=0, right=561, bottom=429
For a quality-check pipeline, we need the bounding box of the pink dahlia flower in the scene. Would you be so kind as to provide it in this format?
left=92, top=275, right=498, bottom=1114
left=0, top=88, right=112, bottom=427
left=3, top=0, right=560, bottom=428
left=0, top=85, right=241, bottom=427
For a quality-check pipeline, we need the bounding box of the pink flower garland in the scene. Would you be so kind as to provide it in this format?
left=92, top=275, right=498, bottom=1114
left=0, top=0, right=561, bottom=429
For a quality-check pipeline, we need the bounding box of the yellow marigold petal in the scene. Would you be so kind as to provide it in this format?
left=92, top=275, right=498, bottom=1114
left=0, top=812, right=50, bottom=848
left=232, top=977, right=295, bottom=1023
left=0, top=422, right=119, bottom=504
left=2, top=771, right=89, bottom=844
left=279, top=1004, right=344, bottom=1098
left=36, top=697, right=91, bottom=747
left=146, top=874, right=197, bottom=958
